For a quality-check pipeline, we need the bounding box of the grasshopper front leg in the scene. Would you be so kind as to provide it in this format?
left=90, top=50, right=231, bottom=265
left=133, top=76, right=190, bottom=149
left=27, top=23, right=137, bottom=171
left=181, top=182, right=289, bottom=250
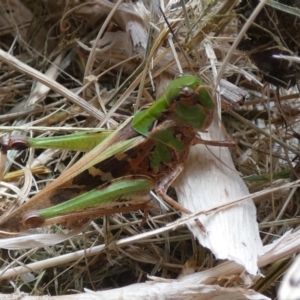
left=156, top=164, right=206, bottom=232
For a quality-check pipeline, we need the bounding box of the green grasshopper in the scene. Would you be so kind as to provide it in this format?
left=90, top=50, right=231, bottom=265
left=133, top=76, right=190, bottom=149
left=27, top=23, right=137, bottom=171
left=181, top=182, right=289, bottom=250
left=0, top=75, right=214, bottom=233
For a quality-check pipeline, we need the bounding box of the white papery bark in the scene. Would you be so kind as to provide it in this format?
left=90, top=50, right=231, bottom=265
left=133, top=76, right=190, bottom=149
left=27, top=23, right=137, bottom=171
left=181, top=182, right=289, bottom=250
left=174, top=116, right=263, bottom=275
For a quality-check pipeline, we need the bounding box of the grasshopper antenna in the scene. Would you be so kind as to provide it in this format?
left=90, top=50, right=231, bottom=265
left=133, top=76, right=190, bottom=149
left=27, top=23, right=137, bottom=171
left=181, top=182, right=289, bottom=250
left=158, top=5, right=195, bottom=75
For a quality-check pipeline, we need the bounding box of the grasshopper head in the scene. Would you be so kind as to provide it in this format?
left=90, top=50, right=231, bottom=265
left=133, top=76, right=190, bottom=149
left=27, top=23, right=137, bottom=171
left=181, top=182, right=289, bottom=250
left=132, top=75, right=215, bottom=135
left=170, top=84, right=214, bottom=130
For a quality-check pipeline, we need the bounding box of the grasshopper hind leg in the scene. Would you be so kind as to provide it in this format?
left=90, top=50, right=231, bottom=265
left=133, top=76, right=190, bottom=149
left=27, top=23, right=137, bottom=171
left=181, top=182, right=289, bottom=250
left=23, top=175, right=155, bottom=230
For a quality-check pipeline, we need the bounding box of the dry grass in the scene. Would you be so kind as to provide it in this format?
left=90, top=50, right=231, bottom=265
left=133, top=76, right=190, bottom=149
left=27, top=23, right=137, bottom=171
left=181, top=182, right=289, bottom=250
left=0, top=0, right=300, bottom=299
